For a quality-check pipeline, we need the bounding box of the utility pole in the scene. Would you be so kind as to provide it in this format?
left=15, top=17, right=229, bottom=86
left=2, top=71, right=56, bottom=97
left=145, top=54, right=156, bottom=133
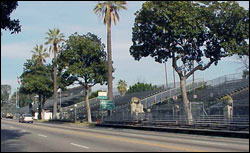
left=164, top=61, right=168, bottom=89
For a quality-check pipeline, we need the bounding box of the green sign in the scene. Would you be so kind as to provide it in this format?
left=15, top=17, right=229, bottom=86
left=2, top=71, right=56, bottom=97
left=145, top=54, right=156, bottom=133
left=98, top=96, right=108, bottom=100
left=100, top=100, right=114, bottom=110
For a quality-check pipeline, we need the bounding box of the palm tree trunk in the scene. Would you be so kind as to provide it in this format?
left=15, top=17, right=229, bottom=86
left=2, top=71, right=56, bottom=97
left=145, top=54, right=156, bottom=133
left=107, top=20, right=113, bottom=116
left=85, top=84, right=92, bottom=123
left=107, top=21, right=113, bottom=100
left=53, top=48, right=58, bottom=119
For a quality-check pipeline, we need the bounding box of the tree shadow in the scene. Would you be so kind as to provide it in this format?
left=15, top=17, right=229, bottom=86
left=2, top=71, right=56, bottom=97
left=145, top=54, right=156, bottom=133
left=1, top=129, right=31, bottom=152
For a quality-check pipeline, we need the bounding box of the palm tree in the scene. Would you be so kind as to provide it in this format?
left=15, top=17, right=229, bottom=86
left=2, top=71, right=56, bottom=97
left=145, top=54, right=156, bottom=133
left=94, top=1, right=127, bottom=102
left=31, top=44, right=49, bottom=65
left=117, top=80, right=127, bottom=96
left=44, top=28, right=65, bottom=119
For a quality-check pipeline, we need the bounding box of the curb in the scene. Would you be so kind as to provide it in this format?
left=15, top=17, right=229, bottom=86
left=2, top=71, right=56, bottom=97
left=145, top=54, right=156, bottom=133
left=95, top=124, right=249, bottom=139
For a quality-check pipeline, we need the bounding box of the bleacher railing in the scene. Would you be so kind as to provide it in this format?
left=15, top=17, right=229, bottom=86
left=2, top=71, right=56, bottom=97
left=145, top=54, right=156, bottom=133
left=140, top=79, right=205, bottom=108
left=206, top=72, right=244, bottom=87
left=58, top=72, right=247, bottom=118
left=61, top=72, right=246, bottom=112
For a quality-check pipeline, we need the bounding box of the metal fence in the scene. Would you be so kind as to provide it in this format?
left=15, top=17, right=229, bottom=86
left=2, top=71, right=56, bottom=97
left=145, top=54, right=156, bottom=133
left=206, top=72, right=245, bottom=87
left=103, top=111, right=249, bottom=131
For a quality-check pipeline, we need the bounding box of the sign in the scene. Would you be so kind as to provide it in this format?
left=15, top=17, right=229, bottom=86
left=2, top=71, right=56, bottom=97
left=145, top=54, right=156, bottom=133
left=100, top=100, right=114, bottom=110
left=98, top=92, right=107, bottom=100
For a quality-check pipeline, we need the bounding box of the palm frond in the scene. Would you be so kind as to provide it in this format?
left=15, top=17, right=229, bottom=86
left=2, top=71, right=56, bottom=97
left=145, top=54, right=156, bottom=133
left=94, top=1, right=127, bottom=26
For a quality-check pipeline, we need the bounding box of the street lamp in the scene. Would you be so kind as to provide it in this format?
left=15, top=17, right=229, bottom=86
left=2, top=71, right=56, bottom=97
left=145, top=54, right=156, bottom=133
left=164, top=61, right=168, bottom=89
left=163, top=28, right=168, bottom=89
left=16, top=88, right=20, bottom=108
left=58, top=88, right=62, bottom=109
left=34, top=95, right=39, bottom=119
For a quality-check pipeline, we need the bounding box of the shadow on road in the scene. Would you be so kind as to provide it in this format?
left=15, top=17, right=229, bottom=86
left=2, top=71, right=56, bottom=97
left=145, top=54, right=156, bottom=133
left=1, top=129, right=31, bottom=152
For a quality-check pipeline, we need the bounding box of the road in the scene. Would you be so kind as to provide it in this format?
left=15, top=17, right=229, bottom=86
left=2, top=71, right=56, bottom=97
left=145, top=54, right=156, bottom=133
left=1, top=119, right=249, bottom=152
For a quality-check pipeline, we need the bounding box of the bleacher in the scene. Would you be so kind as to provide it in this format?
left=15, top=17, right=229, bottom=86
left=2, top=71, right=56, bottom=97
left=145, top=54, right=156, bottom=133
left=189, top=79, right=249, bottom=102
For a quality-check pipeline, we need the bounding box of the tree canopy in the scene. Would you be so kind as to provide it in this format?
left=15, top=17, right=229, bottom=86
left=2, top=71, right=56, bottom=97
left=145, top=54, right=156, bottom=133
left=117, top=80, right=128, bottom=96
left=127, top=82, right=158, bottom=94
left=130, top=1, right=249, bottom=79
left=130, top=1, right=249, bottom=124
left=1, top=85, right=11, bottom=103
left=20, top=59, right=53, bottom=98
left=58, top=32, right=108, bottom=87
left=1, top=1, right=21, bottom=34
left=58, top=32, right=108, bottom=123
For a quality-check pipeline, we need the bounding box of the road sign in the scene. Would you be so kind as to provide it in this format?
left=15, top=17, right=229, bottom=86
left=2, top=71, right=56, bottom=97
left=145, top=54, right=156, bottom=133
left=98, top=92, right=107, bottom=100
left=100, top=100, right=114, bottom=110
left=98, top=96, right=108, bottom=100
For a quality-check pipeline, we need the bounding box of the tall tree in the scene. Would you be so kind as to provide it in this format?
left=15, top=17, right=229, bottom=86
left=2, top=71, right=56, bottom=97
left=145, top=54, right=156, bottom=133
left=20, top=59, right=53, bottom=120
left=117, top=80, right=127, bottom=96
left=130, top=1, right=249, bottom=124
left=1, top=1, right=21, bottom=34
left=58, top=32, right=108, bottom=123
left=45, top=28, right=65, bottom=119
left=93, top=1, right=127, bottom=102
left=31, top=44, right=49, bottom=65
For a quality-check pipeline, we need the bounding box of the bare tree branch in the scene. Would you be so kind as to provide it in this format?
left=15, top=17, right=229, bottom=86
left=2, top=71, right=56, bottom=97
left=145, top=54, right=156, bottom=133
left=185, top=60, right=215, bottom=79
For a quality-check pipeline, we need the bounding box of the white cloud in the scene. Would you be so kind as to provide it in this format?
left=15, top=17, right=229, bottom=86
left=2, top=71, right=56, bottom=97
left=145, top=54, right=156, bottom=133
left=1, top=42, right=52, bottom=62
left=1, top=42, right=34, bottom=60
left=59, top=24, right=105, bottom=37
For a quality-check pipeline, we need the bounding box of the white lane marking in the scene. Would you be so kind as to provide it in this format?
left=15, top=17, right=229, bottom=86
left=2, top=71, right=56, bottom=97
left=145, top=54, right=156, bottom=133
left=10, top=126, right=14, bottom=129
left=70, top=143, right=89, bottom=149
left=191, top=140, right=227, bottom=146
left=21, top=130, right=27, bottom=132
left=38, top=134, right=47, bottom=138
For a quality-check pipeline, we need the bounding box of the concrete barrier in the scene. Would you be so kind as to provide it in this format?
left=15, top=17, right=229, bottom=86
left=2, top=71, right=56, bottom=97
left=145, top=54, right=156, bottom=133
left=95, top=124, right=249, bottom=139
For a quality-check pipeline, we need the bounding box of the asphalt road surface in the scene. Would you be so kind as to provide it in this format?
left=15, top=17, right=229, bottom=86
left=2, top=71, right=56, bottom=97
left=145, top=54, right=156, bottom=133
left=1, top=119, right=249, bottom=152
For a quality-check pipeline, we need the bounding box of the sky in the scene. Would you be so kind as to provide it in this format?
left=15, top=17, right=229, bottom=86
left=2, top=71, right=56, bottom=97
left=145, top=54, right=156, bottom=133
left=1, top=1, right=249, bottom=96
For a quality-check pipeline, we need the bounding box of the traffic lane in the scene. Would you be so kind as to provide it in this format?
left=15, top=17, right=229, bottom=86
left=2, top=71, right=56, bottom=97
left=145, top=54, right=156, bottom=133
left=33, top=122, right=249, bottom=152
left=2, top=120, right=249, bottom=152
left=34, top=121, right=249, bottom=147
left=1, top=126, right=58, bottom=152
left=2, top=121, right=164, bottom=152
left=2, top=120, right=204, bottom=152
left=1, top=128, right=30, bottom=152
left=2, top=123, right=97, bottom=152
left=2, top=122, right=98, bottom=152
left=2, top=121, right=189, bottom=152
left=2, top=121, right=172, bottom=152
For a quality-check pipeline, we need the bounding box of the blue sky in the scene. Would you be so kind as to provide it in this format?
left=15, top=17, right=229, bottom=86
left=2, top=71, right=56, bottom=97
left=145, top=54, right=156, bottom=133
left=1, top=1, right=249, bottom=95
